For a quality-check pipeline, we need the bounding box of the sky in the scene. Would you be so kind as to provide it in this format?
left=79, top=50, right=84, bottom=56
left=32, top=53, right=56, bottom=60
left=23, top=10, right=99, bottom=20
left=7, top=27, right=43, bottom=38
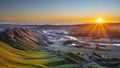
left=0, top=0, right=120, bottom=24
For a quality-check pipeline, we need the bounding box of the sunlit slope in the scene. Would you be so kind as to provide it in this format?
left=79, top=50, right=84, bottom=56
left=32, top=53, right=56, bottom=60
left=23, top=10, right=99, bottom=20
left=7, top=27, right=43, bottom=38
left=0, top=41, right=49, bottom=68
left=0, top=41, right=78, bottom=68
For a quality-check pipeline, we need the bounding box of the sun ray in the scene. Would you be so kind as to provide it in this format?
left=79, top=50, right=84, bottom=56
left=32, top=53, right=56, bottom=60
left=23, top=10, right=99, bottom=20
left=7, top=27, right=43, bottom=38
left=100, top=24, right=116, bottom=56
left=86, top=23, right=109, bottom=41
left=101, top=24, right=110, bottom=41
left=84, top=24, right=99, bottom=46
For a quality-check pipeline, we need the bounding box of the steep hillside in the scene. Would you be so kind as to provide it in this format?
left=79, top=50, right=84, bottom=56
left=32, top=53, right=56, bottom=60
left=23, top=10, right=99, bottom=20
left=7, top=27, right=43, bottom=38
left=0, top=28, right=48, bottom=50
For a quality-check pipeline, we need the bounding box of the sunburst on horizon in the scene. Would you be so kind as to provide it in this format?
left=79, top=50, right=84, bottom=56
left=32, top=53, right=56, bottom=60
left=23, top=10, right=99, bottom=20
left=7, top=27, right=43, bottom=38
left=96, top=18, right=104, bottom=23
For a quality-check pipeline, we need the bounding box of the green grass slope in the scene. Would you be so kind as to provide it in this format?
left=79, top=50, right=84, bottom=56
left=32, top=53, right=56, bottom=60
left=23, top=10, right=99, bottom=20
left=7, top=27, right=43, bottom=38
left=0, top=41, right=48, bottom=68
left=0, top=41, right=78, bottom=68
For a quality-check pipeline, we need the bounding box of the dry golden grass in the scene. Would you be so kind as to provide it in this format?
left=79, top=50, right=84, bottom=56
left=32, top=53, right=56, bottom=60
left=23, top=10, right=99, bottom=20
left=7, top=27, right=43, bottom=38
left=0, top=41, right=78, bottom=68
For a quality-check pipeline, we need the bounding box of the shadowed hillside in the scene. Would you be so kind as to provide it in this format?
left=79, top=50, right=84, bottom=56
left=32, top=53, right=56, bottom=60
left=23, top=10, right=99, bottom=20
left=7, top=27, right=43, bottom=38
left=0, top=28, right=49, bottom=50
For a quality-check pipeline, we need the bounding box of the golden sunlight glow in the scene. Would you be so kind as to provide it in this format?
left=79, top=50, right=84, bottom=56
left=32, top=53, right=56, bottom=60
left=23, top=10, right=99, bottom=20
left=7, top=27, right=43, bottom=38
left=96, top=18, right=104, bottom=23
left=86, top=21, right=112, bottom=46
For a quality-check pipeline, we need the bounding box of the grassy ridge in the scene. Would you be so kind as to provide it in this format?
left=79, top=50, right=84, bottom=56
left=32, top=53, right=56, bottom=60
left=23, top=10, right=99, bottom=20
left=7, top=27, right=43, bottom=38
left=0, top=41, right=49, bottom=68
left=0, top=41, right=78, bottom=68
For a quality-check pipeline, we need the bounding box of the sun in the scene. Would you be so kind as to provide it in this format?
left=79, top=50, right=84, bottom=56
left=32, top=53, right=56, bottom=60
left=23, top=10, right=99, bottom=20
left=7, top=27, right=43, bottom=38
left=96, top=18, right=104, bottom=23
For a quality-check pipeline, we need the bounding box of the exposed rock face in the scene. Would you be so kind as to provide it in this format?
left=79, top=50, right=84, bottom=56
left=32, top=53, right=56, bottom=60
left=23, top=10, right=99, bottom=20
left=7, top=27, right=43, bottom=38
left=0, top=28, right=48, bottom=50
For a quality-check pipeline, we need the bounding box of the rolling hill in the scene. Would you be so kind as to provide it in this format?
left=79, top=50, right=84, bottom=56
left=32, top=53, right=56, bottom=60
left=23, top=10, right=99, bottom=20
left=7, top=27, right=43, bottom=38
left=0, top=28, right=78, bottom=68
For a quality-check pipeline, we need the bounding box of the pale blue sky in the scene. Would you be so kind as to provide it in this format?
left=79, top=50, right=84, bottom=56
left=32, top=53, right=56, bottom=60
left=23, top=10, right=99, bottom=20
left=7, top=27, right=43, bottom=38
left=0, top=0, right=120, bottom=23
